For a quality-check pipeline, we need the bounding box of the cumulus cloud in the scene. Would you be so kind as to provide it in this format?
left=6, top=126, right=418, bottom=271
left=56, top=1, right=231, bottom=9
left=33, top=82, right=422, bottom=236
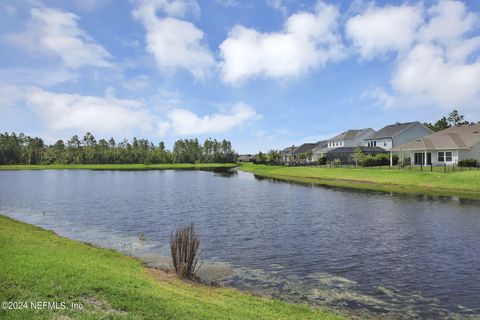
left=219, top=1, right=345, bottom=84
left=132, top=0, right=214, bottom=79
left=346, top=4, right=423, bottom=59
left=355, top=0, right=480, bottom=112
left=1, top=84, right=258, bottom=137
left=24, top=88, right=151, bottom=133
left=165, top=103, right=259, bottom=135
left=3, top=7, right=111, bottom=69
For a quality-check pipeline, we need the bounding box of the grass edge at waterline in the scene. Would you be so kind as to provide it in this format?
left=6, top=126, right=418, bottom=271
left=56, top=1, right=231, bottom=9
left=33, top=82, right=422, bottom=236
left=238, top=162, right=480, bottom=200
left=0, top=215, right=345, bottom=320
left=0, top=163, right=238, bottom=170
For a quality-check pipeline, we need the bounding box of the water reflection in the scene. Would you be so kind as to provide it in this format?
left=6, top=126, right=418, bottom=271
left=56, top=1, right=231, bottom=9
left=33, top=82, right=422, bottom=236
left=0, top=169, right=479, bottom=319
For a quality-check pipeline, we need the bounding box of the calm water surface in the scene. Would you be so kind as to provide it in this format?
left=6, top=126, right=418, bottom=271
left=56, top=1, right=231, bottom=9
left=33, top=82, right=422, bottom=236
left=0, top=169, right=479, bottom=319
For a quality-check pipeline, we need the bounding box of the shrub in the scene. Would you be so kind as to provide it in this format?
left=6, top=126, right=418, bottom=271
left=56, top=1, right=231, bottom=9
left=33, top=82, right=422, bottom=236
left=362, top=153, right=398, bottom=167
left=317, top=156, right=327, bottom=165
left=170, top=224, right=201, bottom=279
left=458, top=159, right=478, bottom=167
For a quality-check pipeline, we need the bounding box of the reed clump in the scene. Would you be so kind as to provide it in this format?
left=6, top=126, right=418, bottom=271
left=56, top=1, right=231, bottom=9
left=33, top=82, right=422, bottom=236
left=170, top=223, right=201, bottom=279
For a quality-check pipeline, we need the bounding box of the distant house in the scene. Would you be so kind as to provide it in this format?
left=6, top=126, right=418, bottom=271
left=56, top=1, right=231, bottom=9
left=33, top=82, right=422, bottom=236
left=237, top=154, right=256, bottom=162
left=364, top=122, right=432, bottom=150
left=313, top=128, right=375, bottom=160
left=281, top=145, right=297, bottom=162
left=392, top=123, right=480, bottom=165
left=293, top=142, right=324, bottom=162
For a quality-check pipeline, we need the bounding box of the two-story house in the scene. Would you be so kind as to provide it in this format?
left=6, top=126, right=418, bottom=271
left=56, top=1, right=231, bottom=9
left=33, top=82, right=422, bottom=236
left=313, top=128, right=375, bottom=160
left=364, top=122, right=432, bottom=151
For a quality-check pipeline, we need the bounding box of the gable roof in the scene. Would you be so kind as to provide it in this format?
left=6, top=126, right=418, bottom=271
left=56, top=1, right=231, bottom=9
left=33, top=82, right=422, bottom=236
left=366, top=122, right=427, bottom=139
left=330, top=128, right=373, bottom=141
left=392, top=123, right=480, bottom=151
left=282, top=145, right=297, bottom=154
left=293, top=141, right=326, bottom=155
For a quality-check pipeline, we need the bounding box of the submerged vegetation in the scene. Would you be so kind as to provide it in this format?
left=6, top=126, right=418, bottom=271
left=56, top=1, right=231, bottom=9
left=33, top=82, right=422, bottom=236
left=0, top=132, right=237, bottom=165
left=0, top=216, right=344, bottom=320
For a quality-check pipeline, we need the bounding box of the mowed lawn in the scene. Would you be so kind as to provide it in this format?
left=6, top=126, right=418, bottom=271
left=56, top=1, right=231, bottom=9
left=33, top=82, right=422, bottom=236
left=239, top=163, right=480, bottom=197
left=0, top=163, right=238, bottom=171
left=0, top=216, right=344, bottom=320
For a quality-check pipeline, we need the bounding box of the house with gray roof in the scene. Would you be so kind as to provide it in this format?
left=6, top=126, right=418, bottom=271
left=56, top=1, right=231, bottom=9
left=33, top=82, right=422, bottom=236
left=313, top=128, right=375, bottom=161
left=364, top=121, right=432, bottom=151
left=282, top=141, right=327, bottom=162
left=392, top=123, right=480, bottom=165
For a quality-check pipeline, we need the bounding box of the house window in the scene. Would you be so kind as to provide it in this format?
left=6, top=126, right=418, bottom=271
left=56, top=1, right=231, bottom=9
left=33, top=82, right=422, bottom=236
left=446, top=151, right=452, bottom=162
left=438, top=152, right=444, bottom=162
left=383, top=141, right=387, bottom=147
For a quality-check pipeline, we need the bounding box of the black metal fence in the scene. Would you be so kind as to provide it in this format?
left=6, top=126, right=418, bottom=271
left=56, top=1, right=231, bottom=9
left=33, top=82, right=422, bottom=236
left=252, top=161, right=479, bottom=173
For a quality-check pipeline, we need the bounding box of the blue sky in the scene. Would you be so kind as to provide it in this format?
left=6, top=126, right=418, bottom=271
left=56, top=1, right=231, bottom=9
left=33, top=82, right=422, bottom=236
left=1, top=0, right=480, bottom=153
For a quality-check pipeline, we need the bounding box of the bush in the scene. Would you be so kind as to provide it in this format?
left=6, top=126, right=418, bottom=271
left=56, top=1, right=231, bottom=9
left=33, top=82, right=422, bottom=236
left=458, top=159, right=478, bottom=167
left=362, top=153, right=398, bottom=167
left=170, top=224, right=201, bottom=279
left=317, top=156, right=327, bottom=165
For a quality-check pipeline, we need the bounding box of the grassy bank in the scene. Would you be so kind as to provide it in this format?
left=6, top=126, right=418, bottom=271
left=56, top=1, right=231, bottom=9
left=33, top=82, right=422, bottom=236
left=0, top=163, right=237, bottom=171
left=0, top=216, right=343, bottom=320
left=239, top=162, right=480, bottom=199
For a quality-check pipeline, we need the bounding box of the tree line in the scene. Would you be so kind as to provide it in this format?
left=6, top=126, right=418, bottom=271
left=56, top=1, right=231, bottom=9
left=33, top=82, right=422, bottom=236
left=0, top=132, right=237, bottom=165
left=424, top=110, right=473, bottom=132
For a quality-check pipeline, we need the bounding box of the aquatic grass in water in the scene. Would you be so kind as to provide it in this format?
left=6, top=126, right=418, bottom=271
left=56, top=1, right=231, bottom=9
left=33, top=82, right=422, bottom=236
left=170, top=223, right=201, bottom=279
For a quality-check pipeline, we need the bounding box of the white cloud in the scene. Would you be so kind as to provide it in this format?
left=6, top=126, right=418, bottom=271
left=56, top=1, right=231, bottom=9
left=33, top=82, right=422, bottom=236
left=391, top=43, right=480, bottom=109
left=1, top=84, right=258, bottom=137
left=0, top=85, right=25, bottom=109
left=23, top=88, right=151, bottom=134
left=132, top=0, right=214, bottom=79
left=219, top=1, right=345, bottom=84
left=267, top=0, right=287, bottom=16
left=133, top=0, right=200, bottom=18
left=216, top=0, right=240, bottom=8
left=3, top=7, right=111, bottom=69
left=346, top=4, right=423, bottom=59
left=0, top=67, right=77, bottom=87
left=420, top=0, right=478, bottom=44
left=165, top=103, right=260, bottom=135
left=359, top=0, right=480, bottom=112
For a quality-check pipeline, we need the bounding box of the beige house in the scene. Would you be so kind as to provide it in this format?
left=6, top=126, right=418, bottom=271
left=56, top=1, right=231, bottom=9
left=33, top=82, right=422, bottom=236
left=392, top=123, right=480, bottom=165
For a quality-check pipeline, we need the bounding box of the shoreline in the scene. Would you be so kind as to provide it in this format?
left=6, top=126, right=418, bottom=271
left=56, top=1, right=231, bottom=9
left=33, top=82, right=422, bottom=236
left=238, top=162, right=480, bottom=200
left=0, top=215, right=344, bottom=320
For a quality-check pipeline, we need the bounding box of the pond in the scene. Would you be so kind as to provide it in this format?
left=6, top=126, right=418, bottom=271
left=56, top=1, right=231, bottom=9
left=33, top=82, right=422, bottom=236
left=0, top=169, right=479, bottom=319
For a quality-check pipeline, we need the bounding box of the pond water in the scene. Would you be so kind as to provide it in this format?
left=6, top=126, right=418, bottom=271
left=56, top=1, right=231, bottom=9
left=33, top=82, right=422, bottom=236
left=0, top=169, right=479, bottom=319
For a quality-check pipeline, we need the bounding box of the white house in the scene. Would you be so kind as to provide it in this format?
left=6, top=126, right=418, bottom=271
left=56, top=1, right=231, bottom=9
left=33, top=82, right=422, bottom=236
left=313, top=128, right=375, bottom=160
left=364, top=122, right=432, bottom=151
left=392, top=123, right=480, bottom=165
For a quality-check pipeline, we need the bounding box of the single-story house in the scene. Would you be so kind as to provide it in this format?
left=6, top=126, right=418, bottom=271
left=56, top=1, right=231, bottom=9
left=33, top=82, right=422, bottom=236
left=325, top=146, right=385, bottom=164
left=313, top=128, right=375, bottom=161
left=364, top=121, right=432, bottom=150
left=392, top=123, right=480, bottom=165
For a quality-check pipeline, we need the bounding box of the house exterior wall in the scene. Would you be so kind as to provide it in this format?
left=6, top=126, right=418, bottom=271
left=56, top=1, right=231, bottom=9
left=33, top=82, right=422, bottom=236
left=459, top=142, right=480, bottom=161
left=393, top=123, right=432, bottom=147
left=364, top=138, right=392, bottom=149
left=408, top=150, right=459, bottom=165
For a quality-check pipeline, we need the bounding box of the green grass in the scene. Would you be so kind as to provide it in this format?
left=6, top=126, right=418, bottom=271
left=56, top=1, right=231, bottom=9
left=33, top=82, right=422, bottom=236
left=0, top=163, right=238, bottom=171
left=0, top=216, right=344, bottom=320
left=239, top=162, right=480, bottom=199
